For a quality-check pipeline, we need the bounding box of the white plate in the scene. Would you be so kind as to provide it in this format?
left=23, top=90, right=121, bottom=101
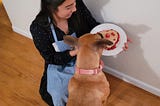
left=90, top=23, right=127, bottom=56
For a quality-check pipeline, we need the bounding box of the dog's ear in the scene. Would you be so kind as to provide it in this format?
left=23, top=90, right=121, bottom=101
left=93, top=39, right=113, bottom=48
left=63, top=35, right=78, bottom=46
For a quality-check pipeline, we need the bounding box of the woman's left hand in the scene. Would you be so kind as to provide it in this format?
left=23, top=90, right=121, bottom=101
left=122, top=37, right=132, bottom=51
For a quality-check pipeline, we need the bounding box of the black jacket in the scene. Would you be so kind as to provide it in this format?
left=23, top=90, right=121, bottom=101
left=30, top=0, right=99, bottom=105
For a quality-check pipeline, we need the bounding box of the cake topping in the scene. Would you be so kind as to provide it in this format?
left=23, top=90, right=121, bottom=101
left=98, top=29, right=120, bottom=50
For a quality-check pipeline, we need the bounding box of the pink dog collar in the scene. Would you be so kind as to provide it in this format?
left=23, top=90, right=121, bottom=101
left=75, top=60, right=104, bottom=75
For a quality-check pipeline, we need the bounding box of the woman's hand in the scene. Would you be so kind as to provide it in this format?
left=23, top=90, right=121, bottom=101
left=122, top=37, right=132, bottom=51
left=69, top=46, right=78, bottom=56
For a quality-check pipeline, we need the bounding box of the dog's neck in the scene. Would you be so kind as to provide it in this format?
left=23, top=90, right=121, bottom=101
left=76, top=55, right=100, bottom=69
left=76, top=47, right=103, bottom=69
left=75, top=60, right=104, bottom=75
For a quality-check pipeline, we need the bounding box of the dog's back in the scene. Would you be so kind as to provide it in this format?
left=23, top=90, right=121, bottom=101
left=67, top=71, right=110, bottom=106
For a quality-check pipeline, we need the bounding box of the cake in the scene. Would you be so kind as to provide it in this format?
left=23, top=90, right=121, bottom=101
left=99, top=29, right=120, bottom=50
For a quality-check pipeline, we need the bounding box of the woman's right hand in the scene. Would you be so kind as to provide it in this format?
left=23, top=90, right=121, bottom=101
left=69, top=47, right=78, bottom=56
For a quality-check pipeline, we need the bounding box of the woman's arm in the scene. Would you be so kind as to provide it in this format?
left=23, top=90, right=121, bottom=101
left=30, top=21, right=74, bottom=65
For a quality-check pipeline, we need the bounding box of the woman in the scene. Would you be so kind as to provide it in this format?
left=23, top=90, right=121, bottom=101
left=30, top=0, right=100, bottom=105
left=30, top=0, right=129, bottom=106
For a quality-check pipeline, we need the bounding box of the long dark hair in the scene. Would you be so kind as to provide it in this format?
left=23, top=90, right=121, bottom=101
left=37, top=0, right=65, bottom=25
left=36, top=0, right=95, bottom=37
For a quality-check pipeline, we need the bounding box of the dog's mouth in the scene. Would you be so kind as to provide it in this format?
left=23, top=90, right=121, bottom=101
left=105, top=40, right=113, bottom=46
left=97, top=32, right=113, bottom=46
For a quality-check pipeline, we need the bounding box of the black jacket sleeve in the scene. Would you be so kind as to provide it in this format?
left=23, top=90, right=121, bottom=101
left=30, top=21, right=74, bottom=65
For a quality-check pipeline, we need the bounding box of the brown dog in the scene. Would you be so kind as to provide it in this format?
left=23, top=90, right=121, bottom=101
left=64, top=33, right=112, bottom=106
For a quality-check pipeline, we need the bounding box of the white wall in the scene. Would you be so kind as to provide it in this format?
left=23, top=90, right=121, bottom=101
left=2, top=0, right=160, bottom=96
left=2, top=0, right=40, bottom=38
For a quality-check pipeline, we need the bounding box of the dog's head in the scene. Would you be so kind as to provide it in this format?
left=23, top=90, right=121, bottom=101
left=64, top=33, right=113, bottom=69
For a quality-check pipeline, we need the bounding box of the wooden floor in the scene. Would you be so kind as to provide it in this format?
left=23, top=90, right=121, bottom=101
left=0, top=1, right=160, bottom=106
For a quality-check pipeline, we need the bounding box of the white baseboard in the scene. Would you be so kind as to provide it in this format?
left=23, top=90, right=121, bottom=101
left=104, top=65, right=160, bottom=97
left=12, top=26, right=32, bottom=39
